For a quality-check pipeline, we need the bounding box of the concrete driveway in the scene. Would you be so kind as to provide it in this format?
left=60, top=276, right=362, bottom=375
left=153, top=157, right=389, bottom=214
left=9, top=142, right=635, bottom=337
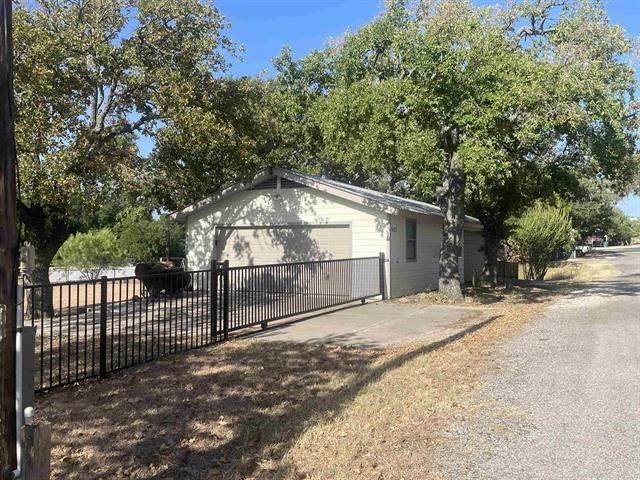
left=243, top=301, right=498, bottom=348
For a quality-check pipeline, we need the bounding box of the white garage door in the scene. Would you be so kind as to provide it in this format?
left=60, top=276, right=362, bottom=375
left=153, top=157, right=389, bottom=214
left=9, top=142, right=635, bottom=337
left=216, top=224, right=352, bottom=266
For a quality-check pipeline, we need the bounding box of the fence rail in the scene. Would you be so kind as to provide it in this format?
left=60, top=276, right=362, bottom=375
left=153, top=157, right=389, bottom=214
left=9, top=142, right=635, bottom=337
left=22, top=255, right=384, bottom=392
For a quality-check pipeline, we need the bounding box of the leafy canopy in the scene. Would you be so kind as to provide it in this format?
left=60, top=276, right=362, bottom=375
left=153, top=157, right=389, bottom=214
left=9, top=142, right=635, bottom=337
left=14, top=0, right=235, bottom=266
left=147, top=78, right=303, bottom=210
left=273, top=0, right=638, bottom=283
left=113, top=207, right=184, bottom=263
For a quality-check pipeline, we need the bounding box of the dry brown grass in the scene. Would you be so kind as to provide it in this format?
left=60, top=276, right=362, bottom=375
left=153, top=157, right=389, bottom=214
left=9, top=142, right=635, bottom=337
left=37, top=288, right=559, bottom=480
left=544, top=261, right=619, bottom=282
left=275, top=300, right=551, bottom=480
left=395, top=283, right=554, bottom=307
left=37, top=342, right=382, bottom=480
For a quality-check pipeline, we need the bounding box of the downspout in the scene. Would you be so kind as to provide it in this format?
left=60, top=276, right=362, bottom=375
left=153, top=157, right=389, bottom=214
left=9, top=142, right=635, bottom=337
left=11, top=284, right=23, bottom=479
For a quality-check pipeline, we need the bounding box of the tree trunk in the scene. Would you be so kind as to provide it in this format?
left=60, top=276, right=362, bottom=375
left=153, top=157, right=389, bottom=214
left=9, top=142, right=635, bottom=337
left=473, top=206, right=508, bottom=286
left=30, top=245, right=60, bottom=317
left=483, top=234, right=499, bottom=285
left=18, top=205, right=74, bottom=317
left=480, top=219, right=504, bottom=285
left=437, top=127, right=465, bottom=302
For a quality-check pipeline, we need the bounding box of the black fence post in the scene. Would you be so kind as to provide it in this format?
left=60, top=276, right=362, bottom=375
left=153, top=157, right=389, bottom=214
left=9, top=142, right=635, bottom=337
left=99, top=276, right=108, bottom=378
left=210, top=260, right=217, bottom=343
left=222, top=260, right=229, bottom=340
left=379, top=252, right=387, bottom=300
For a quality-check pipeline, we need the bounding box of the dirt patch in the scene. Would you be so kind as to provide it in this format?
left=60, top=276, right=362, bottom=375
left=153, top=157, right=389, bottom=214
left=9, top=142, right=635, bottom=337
left=396, top=283, right=556, bottom=307
left=26, top=279, right=142, bottom=317
left=37, top=288, right=556, bottom=480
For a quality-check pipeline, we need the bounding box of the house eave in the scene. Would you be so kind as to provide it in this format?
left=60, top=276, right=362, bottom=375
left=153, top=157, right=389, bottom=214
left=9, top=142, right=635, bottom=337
left=272, top=167, right=399, bottom=215
left=463, top=221, right=483, bottom=231
left=170, top=166, right=483, bottom=228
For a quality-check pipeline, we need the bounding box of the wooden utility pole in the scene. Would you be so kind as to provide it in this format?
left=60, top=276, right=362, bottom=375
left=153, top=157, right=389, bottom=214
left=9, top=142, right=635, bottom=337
left=0, top=0, right=18, bottom=474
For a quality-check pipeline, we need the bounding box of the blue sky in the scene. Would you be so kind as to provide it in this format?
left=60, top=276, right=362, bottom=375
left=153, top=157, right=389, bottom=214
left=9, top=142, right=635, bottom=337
left=193, top=1, right=640, bottom=215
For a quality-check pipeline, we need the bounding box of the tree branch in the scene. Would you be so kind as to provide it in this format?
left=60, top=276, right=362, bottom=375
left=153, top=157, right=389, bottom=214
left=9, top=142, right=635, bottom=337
left=97, top=113, right=156, bottom=145
left=94, top=78, right=118, bottom=132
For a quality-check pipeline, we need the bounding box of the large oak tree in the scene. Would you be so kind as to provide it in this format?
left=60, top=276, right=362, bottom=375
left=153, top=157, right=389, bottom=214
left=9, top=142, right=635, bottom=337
left=14, top=0, right=235, bottom=295
left=274, top=0, right=638, bottom=299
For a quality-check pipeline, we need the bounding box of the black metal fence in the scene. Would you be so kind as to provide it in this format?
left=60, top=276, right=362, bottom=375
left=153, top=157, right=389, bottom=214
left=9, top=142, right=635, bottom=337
left=22, top=255, right=384, bottom=392
left=227, top=256, right=383, bottom=331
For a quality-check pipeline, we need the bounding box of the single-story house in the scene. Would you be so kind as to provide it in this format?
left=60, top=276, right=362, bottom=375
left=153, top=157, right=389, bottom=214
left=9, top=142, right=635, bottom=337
left=171, top=167, right=485, bottom=299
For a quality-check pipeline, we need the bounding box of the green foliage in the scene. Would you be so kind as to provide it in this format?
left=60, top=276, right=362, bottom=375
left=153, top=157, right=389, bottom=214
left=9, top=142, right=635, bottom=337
left=14, top=0, right=235, bottom=272
left=631, top=219, right=640, bottom=240
left=147, top=78, right=303, bottom=210
left=274, top=0, right=639, bottom=284
left=606, top=209, right=633, bottom=246
left=54, top=229, right=124, bottom=279
left=113, top=207, right=185, bottom=263
left=512, top=203, right=575, bottom=280
left=571, top=201, right=614, bottom=238
left=568, top=177, right=633, bottom=245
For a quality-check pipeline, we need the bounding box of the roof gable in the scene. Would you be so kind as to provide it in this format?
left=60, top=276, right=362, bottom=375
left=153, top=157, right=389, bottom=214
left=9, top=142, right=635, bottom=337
left=171, top=167, right=482, bottom=227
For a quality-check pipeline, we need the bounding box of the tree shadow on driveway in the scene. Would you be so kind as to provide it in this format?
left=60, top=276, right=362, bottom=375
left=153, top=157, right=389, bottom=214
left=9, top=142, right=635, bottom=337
left=36, top=315, right=499, bottom=480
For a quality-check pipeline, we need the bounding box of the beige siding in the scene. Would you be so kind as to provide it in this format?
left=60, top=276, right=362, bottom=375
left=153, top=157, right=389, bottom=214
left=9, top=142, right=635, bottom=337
left=463, top=230, right=485, bottom=284
left=216, top=225, right=352, bottom=266
left=388, top=213, right=443, bottom=297
left=184, top=186, right=391, bottom=297
left=388, top=215, right=478, bottom=298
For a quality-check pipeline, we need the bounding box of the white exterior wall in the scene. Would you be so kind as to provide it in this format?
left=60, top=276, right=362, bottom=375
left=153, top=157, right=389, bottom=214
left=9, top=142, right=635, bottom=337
left=184, top=186, right=391, bottom=297
left=463, top=230, right=485, bottom=284
left=388, top=214, right=479, bottom=298
left=388, top=213, right=444, bottom=297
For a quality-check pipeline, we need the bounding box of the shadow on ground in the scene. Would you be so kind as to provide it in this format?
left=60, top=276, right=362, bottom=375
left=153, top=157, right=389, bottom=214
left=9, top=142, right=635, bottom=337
left=38, top=274, right=630, bottom=480
left=466, top=277, right=640, bottom=306
left=36, top=315, right=496, bottom=480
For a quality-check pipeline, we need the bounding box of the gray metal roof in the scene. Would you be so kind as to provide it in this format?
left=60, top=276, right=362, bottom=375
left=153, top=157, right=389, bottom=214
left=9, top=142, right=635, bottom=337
left=274, top=168, right=481, bottom=224
left=172, top=167, right=482, bottom=226
left=290, top=171, right=443, bottom=216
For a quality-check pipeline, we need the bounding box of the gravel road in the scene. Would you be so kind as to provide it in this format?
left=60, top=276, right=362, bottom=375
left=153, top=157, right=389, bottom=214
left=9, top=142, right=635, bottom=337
left=440, top=246, right=640, bottom=480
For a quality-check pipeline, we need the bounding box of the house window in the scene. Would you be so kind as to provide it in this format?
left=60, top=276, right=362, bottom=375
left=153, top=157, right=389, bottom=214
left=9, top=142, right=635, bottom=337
left=406, top=218, right=417, bottom=261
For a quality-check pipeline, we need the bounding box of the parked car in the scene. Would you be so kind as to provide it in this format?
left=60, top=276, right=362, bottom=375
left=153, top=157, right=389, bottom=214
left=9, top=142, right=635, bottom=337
left=575, top=244, right=594, bottom=257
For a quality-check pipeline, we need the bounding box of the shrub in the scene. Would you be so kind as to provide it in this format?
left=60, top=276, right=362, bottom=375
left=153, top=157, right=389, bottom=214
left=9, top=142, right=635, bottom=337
left=54, top=229, right=125, bottom=279
left=511, top=203, right=575, bottom=280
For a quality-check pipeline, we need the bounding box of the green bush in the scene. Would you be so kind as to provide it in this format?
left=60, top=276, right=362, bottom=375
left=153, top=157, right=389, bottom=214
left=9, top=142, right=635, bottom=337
left=512, top=203, right=575, bottom=280
left=54, top=229, right=125, bottom=279
left=113, top=207, right=185, bottom=263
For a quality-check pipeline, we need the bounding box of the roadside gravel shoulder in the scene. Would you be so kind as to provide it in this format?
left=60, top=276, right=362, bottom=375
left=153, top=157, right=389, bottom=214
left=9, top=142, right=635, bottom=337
left=438, top=257, right=640, bottom=480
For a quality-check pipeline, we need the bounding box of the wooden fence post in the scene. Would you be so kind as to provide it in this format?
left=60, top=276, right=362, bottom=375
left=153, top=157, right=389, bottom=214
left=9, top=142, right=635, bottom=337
left=0, top=0, right=19, bottom=472
left=21, top=422, right=51, bottom=480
